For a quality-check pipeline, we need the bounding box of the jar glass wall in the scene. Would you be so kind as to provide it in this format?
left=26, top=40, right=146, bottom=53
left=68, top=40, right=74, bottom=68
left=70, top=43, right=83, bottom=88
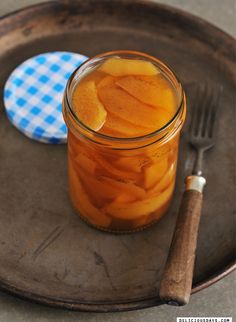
left=63, top=51, right=186, bottom=233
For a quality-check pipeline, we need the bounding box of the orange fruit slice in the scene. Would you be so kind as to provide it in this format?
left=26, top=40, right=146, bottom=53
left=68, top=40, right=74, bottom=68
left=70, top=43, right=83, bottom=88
left=83, top=70, right=107, bottom=84
left=69, top=162, right=111, bottom=227
left=148, top=163, right=176, bottom=195
left=100, top=112, right=152, bottom=137
left=98, top=58, right=159, bottom=76
left=98, top=84, right=169, bottom=130
left=137, top=75, right=177, bottom=114
left=94, top=153, right=139, bottom=181
left=78, top=170, right=121, bottom=202
left=74, top=153, right=97, bottom=175
left=115, top=194, right=138, bottom=203
left=143, top=157, right=169, bottom=189
left=103, top=181, right=174, bottom=220
left=72, top=80, right=107, bottom=131
left=97, top=75, right=117, bottom=89
left=101, top=176, right=146, bottom=200
left=76, top=165, right=145, bottom=209
left=116, top=75, right=176, bottom=115
left=114, top=155, right=152, bottom=173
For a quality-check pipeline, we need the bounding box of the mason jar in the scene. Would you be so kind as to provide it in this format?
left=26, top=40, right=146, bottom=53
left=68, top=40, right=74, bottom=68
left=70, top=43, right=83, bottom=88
left=63, top=50, right=186, bottom=233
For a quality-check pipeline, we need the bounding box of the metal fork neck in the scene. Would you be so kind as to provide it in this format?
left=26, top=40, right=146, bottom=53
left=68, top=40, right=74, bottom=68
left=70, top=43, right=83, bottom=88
left=192, top=149, right=204, bottom=176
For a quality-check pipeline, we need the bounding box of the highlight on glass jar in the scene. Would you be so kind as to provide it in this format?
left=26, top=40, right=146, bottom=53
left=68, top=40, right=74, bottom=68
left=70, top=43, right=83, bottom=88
left=63, top=50, right=186, bottom=233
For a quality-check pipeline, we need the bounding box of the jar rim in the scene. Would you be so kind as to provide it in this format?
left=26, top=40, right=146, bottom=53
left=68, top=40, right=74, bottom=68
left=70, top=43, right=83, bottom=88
left=64, top=50, right=185, bottom=145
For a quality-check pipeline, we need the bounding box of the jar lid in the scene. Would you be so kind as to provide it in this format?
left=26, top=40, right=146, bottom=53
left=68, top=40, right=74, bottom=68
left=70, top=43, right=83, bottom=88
left=3, top=51, right=88, bottom=144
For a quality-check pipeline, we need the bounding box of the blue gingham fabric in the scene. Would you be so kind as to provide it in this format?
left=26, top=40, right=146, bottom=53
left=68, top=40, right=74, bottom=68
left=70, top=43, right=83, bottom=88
left=4, top=52, right=88, bottom=144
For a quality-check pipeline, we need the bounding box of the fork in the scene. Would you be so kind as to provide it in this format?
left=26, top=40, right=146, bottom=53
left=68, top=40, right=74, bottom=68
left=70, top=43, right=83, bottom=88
left=159, top=84, right=221, bottom=306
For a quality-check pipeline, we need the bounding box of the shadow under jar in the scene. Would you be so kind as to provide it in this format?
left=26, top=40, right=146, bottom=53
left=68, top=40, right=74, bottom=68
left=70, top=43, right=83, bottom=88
left=63, top=51, right=186, bottom=233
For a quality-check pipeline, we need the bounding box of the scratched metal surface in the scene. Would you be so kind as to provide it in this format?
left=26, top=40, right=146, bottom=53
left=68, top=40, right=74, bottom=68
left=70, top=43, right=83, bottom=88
left=0, top=0, right=235, bottom=312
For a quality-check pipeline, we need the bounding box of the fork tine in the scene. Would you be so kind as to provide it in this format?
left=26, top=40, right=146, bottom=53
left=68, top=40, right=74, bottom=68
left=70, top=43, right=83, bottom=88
left=201, top=86, right=215, bottom=137
left=190, top=85, right=204, bottom=136
left=208, top=87, right=222, bottom=138
left=190, top=84, right=221, bottom=141
left=189, top=83, right=221, bottom=156
left=189, top=86, right=200, bottom=135
left=195, top=85, right=208, bottom=136
left=203, top=88, right=216, bottom=137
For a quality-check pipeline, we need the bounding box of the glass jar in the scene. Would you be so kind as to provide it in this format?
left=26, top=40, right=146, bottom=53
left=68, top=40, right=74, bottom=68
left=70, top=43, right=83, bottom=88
left=63, top=51, right=186, bottom=233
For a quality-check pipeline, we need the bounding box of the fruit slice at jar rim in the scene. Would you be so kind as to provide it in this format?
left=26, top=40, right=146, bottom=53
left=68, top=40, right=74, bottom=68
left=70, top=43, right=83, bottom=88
left=98, top=82, right=171, bottom=130
left=98, top=57, right=160, bottom=76
left=72, top=80, right=107, bottom=131
left=72, top=62, right=176, bottom=137
left=116, top=75, right=176, bottom=115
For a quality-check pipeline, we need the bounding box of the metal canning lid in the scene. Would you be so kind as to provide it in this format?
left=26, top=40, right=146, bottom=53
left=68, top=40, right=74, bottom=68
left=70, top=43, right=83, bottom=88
left=4, top=51, right=88, bottom=144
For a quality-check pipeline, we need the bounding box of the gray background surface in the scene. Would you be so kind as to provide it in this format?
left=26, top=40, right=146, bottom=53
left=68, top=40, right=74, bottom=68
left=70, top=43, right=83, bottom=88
left=0, top=0, right=235, bottom=321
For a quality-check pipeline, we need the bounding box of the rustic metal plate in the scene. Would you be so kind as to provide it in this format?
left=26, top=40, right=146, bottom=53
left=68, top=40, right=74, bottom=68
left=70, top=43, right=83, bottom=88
left=0, top=0, right=235, bottom=312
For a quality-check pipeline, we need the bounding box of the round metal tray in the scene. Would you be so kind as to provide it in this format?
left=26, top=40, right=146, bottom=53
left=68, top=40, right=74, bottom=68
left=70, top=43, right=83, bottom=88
left=0, top=0, right=235, bottom=312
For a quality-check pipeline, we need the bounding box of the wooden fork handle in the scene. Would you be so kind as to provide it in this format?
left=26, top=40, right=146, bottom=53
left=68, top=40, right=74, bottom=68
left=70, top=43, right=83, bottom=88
left=159, top=175, right=206, bottom=306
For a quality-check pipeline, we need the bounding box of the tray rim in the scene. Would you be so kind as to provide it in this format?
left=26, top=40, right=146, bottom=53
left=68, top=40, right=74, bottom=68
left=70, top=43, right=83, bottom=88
left=0, top=261, right=235, bottom=312
left=0, top=0, right=235, bottom=312
left=1, top=0, right=235, bottom=43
